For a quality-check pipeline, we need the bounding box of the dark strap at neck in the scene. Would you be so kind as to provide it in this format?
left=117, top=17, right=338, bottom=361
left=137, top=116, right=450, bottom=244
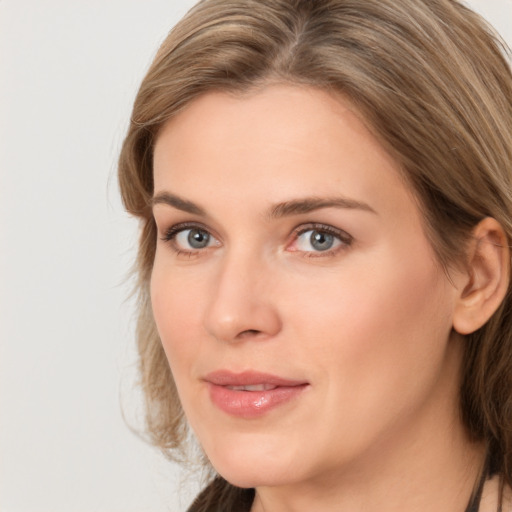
left=190, top=460, right=491, bottom=512
left=465, top=457, right=489, bottom=512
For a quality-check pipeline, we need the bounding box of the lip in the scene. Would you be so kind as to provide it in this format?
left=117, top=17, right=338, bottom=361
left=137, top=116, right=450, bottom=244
left=203, top=370, right=309, bottom=418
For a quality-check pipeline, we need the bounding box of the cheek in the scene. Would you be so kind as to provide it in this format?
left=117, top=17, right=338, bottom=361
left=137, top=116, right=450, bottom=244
left=272, top=249, right=457, bottom=466
left=150, top=263, right=207, bottom=373
left=288, top=245, right=455, bottom=398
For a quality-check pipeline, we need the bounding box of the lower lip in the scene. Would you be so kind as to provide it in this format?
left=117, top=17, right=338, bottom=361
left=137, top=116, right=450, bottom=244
left=208, top=383, right=308, bottom=418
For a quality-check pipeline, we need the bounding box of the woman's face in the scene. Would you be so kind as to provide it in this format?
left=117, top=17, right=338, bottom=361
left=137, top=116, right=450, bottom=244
left=151, top=85, right=464, bottom=489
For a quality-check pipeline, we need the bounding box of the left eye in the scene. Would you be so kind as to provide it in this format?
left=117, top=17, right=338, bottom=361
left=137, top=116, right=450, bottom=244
left=294, top=229, right=345, bottom=252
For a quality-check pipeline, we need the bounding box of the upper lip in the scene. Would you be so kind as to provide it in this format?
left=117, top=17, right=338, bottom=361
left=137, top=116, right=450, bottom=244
left=203, top=370, right=308, bottom=388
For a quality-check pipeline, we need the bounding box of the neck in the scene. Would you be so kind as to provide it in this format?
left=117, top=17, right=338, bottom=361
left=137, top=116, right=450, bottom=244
left=252, top=338, right=486, bottom=512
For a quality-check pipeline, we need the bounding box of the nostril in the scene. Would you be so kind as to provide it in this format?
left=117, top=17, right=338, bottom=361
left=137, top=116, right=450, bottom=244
left=238, top=329, right=261, bottom=338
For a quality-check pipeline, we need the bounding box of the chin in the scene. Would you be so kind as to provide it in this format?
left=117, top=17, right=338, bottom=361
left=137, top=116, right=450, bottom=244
left=203, top=432, right=304, bottom=489
left=215, top=463, right=298, bottom=490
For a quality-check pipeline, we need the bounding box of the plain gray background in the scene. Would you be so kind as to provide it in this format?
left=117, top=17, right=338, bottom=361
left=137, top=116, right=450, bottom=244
left=1, top=1, right=511, bottom=511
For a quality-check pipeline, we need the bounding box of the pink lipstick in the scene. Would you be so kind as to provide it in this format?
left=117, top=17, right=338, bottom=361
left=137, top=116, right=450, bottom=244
left=204, top=371, right=309, bottom=418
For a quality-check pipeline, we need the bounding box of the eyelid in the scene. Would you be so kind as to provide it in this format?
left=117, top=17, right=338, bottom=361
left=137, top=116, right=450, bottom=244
left=161, top=221, right=207, bottom=238
left=293, top=223, right=352, bottom=242
left=160, top=220, right=215, bottom=237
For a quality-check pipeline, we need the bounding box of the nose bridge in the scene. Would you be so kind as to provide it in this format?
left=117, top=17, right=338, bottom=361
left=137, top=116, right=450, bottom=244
left=204, top=243, right=281, bottom=342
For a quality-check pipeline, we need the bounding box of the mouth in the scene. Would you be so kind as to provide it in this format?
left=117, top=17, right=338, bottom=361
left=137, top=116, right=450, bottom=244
left=203, top=370, right=309, bottom=418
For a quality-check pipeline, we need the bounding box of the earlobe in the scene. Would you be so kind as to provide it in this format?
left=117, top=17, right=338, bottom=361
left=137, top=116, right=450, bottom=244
left=452, top=217, right=510, bottom=335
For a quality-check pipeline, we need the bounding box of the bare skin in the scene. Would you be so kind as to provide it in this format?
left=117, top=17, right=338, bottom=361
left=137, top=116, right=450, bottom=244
left=151, top=85, right=508, bottom=511
left=480, top=477, right=512, bottom=512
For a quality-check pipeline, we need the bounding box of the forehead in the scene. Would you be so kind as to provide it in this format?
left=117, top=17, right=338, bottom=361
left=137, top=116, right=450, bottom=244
left=152, top=84, right=415, bottom=218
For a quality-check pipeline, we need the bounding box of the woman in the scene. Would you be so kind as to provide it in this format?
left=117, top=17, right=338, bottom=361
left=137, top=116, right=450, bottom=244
left=118, top=0, right=512, bottom=510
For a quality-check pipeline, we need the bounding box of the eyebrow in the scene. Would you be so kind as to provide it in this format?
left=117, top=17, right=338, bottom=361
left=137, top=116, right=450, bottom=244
left=151, top=192, right=206, bottom=215
left=268, top=196, right=377, bottom=219
left=151, top=191, right=377, bottom=218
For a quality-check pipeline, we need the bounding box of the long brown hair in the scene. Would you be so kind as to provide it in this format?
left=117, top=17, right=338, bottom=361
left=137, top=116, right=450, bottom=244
left=118, top=0, right=512, bottom=506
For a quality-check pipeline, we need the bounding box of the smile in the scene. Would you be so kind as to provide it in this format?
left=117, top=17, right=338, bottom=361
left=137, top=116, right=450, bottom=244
left=204, top=371, right=309, bottom=418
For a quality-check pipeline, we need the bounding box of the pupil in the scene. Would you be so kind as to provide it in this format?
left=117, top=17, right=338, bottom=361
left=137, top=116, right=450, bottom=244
left=188, top=229, right=210, bottom=249
left=311, top=231, right=333, bottom=251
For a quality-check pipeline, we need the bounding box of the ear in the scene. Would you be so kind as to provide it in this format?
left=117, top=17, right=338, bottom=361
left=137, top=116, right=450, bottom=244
left=452, top=217, right=510, bottom=335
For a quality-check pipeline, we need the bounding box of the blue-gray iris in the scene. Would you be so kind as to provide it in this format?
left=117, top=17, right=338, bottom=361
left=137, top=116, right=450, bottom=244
left=310, top=231, right=334, bottom=251
left=188, top=229, right=210, bottom=249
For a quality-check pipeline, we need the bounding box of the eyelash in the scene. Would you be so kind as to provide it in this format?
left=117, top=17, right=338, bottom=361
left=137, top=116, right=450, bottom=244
left=160, top=222, right=216, bottom=258
left=291, top=223, right=353, bottom=258
left=160, top=222, right=353, bottom=258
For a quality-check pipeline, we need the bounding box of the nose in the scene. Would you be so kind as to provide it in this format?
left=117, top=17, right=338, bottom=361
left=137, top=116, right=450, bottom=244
left=203, top=251, right=282, bottom=343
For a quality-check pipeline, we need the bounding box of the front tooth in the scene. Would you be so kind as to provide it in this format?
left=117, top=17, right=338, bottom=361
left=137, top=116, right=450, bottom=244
left=227, top=384, right=276, bottom=391
left=245, top=384, right=269, bottom=391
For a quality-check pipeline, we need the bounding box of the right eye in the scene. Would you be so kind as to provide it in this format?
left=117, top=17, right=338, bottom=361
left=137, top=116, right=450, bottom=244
left=162, top=225, right=220, bottom=254
left=178, top=227, right=213, bottom=249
